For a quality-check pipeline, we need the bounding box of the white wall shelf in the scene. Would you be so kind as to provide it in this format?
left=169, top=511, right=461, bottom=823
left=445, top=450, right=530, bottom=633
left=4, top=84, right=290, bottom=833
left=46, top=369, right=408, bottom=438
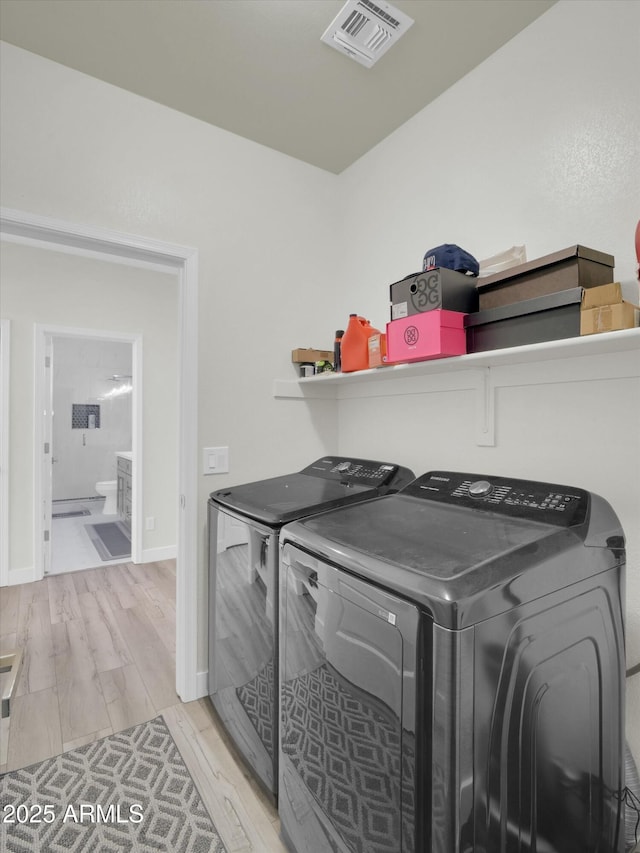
left=274, top=329, right=640, bottom=400
left=274, top=328, right=640, bottom=447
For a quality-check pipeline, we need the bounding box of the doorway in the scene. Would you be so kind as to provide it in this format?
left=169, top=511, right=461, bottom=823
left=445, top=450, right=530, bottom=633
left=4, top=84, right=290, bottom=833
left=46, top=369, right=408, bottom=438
left=45, top=332, right=138, bottom=576
left=0, top=319, right=9, bottom=586
left=1, top=206, right=199, bottom=702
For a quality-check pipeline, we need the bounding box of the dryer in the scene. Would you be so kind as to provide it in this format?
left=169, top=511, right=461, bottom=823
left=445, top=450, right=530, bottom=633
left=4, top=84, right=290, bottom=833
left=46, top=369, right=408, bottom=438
left=207, top=456, right=414, bottom=801
left=279, top=470, right=626, bottom=853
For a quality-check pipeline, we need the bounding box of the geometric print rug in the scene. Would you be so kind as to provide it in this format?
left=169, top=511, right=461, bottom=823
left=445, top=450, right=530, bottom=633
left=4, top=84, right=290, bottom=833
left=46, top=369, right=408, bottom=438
left=0, top=716, right=227, bottom=852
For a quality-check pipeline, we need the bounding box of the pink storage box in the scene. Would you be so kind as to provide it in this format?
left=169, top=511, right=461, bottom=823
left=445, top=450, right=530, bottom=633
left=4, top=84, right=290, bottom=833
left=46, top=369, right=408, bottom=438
left=386, top=310, right=467, bottom=363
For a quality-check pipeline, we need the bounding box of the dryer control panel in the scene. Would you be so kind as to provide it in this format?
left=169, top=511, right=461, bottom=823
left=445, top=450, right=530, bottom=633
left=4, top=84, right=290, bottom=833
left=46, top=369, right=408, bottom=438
left=406, top=471, right=590, bottom=527
left=301, top=457, right=412, bottom=489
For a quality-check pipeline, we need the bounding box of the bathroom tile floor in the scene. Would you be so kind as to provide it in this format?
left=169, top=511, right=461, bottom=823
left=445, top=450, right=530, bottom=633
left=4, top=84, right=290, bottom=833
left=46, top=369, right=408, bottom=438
left=50, top=498, right=130, bottom=575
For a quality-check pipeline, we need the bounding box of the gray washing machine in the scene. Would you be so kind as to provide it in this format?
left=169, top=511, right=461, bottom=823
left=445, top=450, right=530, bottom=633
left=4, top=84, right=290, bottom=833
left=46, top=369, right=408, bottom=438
left=207, top=456, right=414, bottom=801
left=279, top=470, right=626, bottom=853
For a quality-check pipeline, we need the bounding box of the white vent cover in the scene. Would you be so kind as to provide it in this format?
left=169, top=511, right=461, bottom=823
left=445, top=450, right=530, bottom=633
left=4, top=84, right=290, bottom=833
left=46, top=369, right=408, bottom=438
left=321, top=0, right=414, bottom=68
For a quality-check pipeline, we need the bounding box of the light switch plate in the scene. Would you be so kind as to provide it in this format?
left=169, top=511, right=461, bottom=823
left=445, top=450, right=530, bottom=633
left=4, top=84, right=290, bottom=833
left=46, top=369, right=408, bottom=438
left=203, top=446, right=229, bottom=475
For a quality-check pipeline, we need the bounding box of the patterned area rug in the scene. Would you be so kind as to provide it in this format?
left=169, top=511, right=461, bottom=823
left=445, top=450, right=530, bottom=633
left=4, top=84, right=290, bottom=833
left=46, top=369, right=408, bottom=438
left=0, top=716, right=227, bottom=853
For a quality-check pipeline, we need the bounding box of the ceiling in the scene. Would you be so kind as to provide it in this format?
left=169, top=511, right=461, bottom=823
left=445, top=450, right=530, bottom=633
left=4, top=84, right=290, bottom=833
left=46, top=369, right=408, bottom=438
left=0, top=0, right=556, bottom=174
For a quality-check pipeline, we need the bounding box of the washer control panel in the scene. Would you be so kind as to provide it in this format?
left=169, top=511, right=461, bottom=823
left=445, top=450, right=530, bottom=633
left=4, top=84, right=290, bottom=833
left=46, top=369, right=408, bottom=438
left=406, top=471, right=589, bottom=526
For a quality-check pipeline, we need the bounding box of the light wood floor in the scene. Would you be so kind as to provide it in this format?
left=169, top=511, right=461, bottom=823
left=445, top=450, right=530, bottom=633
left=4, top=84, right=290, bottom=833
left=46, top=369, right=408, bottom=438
left=0, top=560, right=288, bottom=853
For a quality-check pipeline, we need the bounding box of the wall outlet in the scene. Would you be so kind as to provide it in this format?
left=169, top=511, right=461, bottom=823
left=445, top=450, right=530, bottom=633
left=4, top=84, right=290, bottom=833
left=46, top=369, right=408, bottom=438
left=203, top=446, right=229, bottom=475
left=145, top=517, right=155, bottom=531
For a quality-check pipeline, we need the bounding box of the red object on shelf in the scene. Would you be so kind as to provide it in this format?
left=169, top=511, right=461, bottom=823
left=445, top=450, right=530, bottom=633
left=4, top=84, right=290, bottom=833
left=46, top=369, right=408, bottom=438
left=341, top=314, right=380, bottom=372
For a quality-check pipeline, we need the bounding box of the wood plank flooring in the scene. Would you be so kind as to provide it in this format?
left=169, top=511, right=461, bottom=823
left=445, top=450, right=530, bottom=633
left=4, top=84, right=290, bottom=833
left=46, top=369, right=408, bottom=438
left=0, top=560, right=288, bottom=853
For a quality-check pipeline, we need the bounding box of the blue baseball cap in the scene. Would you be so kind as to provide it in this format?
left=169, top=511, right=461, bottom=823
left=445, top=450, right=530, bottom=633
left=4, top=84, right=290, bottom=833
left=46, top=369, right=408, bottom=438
left=423, top=244, right=479, bottom=276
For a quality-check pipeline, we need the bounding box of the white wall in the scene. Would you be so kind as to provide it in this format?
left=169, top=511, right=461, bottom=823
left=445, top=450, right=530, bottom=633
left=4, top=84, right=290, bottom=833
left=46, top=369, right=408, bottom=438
left=0, top=242, right=179, bottom=567
left=52, top=337, right=132, bottom=500
left=334, top=0, right=640, bottom=758
left=336, top=0, right=640, bottom=326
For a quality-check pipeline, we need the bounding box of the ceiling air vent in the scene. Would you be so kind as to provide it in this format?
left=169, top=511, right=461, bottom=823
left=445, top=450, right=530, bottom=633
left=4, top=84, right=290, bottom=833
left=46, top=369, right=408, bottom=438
left=321, top=0, right=414, bottom=68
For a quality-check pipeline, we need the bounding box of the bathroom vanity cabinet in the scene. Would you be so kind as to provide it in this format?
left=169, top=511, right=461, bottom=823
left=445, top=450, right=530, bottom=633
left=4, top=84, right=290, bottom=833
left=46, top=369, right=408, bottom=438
left=117, top=454, right=132, bottom=531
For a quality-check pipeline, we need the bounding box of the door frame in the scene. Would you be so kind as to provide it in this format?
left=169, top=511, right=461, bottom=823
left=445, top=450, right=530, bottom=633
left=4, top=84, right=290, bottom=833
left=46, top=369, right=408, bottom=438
left=0, top=206, right=200, bottom=702
left=0, top=319, right=10, bottom=587
left=41, top=332, right=53, bottom=577
left=35, top=326, right=142, bottom=569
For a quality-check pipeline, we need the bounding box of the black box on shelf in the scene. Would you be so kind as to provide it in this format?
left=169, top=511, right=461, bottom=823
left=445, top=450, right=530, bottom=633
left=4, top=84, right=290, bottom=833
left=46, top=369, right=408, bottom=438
left=390, top=268, right=478, bottom=320
left=465, top=287, right=583, bottom=353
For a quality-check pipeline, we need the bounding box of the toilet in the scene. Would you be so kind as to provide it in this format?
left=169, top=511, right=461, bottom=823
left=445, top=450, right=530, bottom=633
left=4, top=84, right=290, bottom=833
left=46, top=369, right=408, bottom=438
left=96, top=480, right=118, bottom=515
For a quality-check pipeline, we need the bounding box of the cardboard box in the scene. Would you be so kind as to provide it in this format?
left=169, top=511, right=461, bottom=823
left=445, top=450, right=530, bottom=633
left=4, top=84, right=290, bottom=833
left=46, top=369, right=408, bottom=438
left=387, top=310, right=467, bottom=364
left=581, top=282, right=622, bottom=309
left=390, top=268, right=478, bottom=319
left=368, top=333, right=387, bottom=368
left=291, top=348, right=333, bottom=363
left=580, top=302, right=638, bottom=335
left=465, top=288, right=583, bottom=353
left=476, top=245, right=614, bottom=310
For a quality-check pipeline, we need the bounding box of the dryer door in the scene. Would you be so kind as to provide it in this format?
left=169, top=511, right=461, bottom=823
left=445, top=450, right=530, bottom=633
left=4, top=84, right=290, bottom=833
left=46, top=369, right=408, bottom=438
left=280, top=544, right=422, bottom=853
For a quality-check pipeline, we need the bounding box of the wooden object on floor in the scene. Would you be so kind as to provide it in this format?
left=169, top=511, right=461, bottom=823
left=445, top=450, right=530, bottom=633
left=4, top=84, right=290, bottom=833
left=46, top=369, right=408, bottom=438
left=0, top=649, right=22, bottom=717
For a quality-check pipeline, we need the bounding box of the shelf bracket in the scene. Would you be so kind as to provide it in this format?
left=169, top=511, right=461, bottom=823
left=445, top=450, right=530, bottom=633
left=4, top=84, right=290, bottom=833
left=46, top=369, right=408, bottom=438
left=475, top=367, right=495, bottom=446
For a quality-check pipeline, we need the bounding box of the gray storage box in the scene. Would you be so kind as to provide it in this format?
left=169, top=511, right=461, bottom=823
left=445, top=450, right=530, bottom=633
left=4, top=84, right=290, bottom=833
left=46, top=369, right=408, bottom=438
left=465, top=287, right=583, bottom=353
left=477, top=245, right=614, bottom=310
left=390, top=268, right=478, bottom=320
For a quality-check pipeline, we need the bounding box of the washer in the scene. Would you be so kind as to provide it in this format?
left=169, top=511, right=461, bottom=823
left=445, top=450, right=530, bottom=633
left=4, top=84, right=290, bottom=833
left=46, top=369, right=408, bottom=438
left=207, top=456, right=414, bottom=801
left=279, top=470, right=626, bottom=853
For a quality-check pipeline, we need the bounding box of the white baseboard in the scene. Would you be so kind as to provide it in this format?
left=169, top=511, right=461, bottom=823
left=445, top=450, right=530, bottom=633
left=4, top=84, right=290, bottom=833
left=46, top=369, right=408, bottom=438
left=140, top=545, right=177, bottom=563
left=6, top=566, right=35, bottom=587
left=196, top=670, right=209, bottom=699
left=5, top=547, right=178, bottom=583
